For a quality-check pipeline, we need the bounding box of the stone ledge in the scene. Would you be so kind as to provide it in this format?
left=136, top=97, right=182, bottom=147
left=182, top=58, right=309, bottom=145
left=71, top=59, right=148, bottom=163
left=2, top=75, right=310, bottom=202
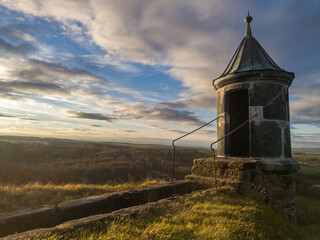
left=0, top=181, right=192, bottom=238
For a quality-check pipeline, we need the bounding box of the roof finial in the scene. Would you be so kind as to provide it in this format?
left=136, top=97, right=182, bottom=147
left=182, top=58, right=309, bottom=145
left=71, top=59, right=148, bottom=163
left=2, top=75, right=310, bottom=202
left=244, top=11, right=253, bottom=37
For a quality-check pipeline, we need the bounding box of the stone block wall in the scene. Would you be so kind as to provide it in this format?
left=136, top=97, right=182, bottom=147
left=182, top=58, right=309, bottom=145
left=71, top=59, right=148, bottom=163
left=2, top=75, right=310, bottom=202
left=0, top=181, right=192, bottom=237
left=261, top=165, right=298, bottom=220
left=186, top=157, right=298, bottom=220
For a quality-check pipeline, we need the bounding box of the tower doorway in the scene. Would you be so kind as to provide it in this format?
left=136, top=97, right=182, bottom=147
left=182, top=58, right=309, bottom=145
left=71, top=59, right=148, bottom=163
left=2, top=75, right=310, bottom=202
left=225, top=89, right=250, bottom=157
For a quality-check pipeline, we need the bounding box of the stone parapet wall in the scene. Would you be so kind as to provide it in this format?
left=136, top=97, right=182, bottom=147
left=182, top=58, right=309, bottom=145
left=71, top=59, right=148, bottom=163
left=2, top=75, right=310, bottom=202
left=2, top=187, right=228, bottom=240
left=0, top=181, right=192, bottom=237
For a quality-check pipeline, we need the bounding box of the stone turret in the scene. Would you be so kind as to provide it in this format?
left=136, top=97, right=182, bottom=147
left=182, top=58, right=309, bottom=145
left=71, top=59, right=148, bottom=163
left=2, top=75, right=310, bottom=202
left=187, top=13, right=299, bottom=221
left=214, top=12, right=295, bottom=166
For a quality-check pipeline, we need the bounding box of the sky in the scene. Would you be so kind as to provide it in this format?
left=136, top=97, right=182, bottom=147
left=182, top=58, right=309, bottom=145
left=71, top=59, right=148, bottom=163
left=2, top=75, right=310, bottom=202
left=0, top=0, right=319, bottom=148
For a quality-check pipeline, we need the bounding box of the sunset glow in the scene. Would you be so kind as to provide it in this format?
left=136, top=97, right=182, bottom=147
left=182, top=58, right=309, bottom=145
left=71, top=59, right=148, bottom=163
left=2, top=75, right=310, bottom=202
left=0, top=1, right=319, bottom=148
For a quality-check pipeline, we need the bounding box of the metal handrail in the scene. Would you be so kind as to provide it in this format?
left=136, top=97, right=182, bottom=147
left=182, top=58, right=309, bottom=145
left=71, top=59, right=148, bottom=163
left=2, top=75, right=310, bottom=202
left=170, top=116, right=222, bottom=182
left=210, top=113, right=257, bottom=188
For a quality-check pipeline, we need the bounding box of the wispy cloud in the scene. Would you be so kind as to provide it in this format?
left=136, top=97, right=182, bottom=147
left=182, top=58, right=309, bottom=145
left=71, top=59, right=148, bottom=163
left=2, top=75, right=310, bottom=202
left=0, top=37, right=36, bottom=56
left=157, top=94, right=216, bottom=110
left=0, top=113, right=37, bottom=121
left=0, top=81, right=68, bottom=95
left=113, top=104, right=204, bottom=125
left=90, top=124, right=102, bottom=128
left=68, top=111, right=113, bottom=122
left=290, top=84, right=320, bottom=124
left=0, top=113, right=14, bottom=118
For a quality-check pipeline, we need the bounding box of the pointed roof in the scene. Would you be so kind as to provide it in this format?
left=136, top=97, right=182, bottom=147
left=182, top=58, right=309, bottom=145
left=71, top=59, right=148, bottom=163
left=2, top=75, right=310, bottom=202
left=221, top=12, right=283, bottom=76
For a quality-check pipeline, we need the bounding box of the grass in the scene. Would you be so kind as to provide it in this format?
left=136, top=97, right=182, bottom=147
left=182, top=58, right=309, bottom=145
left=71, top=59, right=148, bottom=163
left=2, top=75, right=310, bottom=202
left=293, top=152, right=320, bottom=169
left=39, top=191, right=308, bottom=240
left=296, top=195, right=320, bottom=238
left=0, top=179, right=162, bottom=214
left=300, top=165, right=320, bottom=174
left=0, top=139, right=209, bottom=185
left=0, top=141, right=319, bottom=239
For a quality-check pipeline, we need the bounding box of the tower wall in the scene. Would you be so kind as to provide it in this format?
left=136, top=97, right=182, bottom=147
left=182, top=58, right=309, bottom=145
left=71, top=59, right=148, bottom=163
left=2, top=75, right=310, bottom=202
left=214, top=73, right=293, bottom=162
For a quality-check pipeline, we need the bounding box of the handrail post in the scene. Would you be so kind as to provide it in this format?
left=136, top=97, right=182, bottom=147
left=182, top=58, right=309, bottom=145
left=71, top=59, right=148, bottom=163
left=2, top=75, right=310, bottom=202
left=209, top=113, right=257, bottom=189
left=213, top=148, right=217, bottom=189
left=210, top=143, right=217, bottom=189
left=171, top=142, right=176, bottom=183
left=170, top=116, right=222, bottom=183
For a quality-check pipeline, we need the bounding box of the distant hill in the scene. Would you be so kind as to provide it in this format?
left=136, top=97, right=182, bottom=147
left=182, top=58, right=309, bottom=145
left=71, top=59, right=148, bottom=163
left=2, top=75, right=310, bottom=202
left=293, top=148, right=320, bottom=153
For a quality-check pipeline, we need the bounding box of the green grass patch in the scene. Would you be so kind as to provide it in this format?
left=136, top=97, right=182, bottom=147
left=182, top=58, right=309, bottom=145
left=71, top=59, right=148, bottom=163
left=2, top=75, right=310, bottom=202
left=40, top=191, right=308, bottom=240
left=0, top=179, right=162, bottom=214
left=293, top=152, right=320, bottom=169
left=296, top=195, right=320, bottom=238
left=300, top=165, right=320, bottom=174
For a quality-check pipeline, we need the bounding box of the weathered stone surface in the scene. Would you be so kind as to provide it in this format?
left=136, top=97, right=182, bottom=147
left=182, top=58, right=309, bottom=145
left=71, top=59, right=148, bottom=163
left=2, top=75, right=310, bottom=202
left=192, top=159, right=248, bottom=180
left=0, top=181, right=192, bottom=238
left=185, top=174, right=242, bottom=190
left=251, top=121, right=282, bottom=158
left=262, top=172, right=297, bottom=220
left=250, top=83, right=288, bottom=121
left=216, top=89, right=225, bottom=157
left=186, top=158, right=260, bottom=193
left=284, top=126, right=292, bottom=158
left=187, top=157, right=298, bottom=221
left=260, top=160, right=300, bottom=172
left=0, top=206, right=56, bottom=238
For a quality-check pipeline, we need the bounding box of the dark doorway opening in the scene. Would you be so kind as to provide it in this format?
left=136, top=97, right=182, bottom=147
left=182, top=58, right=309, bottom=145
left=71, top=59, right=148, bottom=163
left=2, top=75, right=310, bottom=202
left=225, top=89, right=250, bottom=157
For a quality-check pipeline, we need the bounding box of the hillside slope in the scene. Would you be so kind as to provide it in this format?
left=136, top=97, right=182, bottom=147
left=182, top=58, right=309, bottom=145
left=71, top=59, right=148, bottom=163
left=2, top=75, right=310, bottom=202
left=38, top=190, right=311, bottom=240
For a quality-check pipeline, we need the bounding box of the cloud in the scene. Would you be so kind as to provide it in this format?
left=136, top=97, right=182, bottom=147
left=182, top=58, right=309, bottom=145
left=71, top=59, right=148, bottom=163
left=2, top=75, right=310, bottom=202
left=0, top=92, right=25, bottom=100
left=73, top=128, right=90, bottom=132
left=0, top=0, right=319, bottom=147
left=0, top=1, right=318, bottom=94
left=0, top=37, right=36, bottom=56
left=0, top=25, right=37, bottom=43
left=120, top=129, right=138, bottom=133
left=19, top=117, right=38, bottom=121
left=157, top=94, right=216, bottom=110
left=0, top=57, right=107, bottom=99
left=0, top=113, right=37, bottom=121
left=149, top=123, right=216, bottom=136
left=68, top=111, right=113, bottom=122
left=290, top=84, right=320, bottom=124
left=90, top=124, right=102, bottom=127
left=11, top=59, right=103, bottom=84
left=291, top=132, right=320, bottom=145
left=149, top=124, right=186, bottom=135
left=2, top=0, right=317, bottom=99
left=0, top=0, right=238, bottom=96
left=113, top=104, right=204, bottom=125
left=0, top=113, right=14, bottom=118
left=0, top=81, right=68, bottom=95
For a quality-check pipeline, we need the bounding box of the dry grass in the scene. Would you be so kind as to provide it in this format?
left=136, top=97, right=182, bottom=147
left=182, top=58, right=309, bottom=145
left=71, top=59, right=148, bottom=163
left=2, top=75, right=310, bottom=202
left=0, top=179, right=162, bottom=214
left=39, top=191, right=308, bottom=240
